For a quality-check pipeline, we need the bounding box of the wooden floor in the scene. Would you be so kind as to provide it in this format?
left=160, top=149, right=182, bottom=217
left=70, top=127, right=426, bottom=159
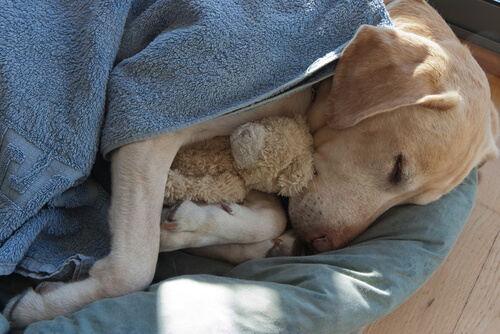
left=365, top=48, right=500, bottom=333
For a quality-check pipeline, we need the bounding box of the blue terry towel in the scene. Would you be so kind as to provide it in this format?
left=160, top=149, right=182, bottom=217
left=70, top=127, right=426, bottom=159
left=101, top=0, right=392, bottom=155
left=0, top=0, right=391, bottom=280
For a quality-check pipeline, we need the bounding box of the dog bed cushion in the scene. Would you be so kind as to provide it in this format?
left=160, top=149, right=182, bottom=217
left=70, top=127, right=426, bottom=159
left=0, top=169, right=477, bottom=333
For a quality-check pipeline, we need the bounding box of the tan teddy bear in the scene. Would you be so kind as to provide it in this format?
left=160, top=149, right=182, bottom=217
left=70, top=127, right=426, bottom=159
left=163, top=115, right=315, bottom=205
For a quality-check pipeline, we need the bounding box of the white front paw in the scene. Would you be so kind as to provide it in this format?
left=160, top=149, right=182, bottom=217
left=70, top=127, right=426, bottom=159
left=159, top=201, right=205, bottom=251
left=160, top=201, right=208, bottom=234
left=159, top=201, right=235, bottom=251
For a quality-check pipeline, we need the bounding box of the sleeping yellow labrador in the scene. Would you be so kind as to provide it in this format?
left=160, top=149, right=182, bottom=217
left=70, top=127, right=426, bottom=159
left=5, top=0, right=499, bottom=327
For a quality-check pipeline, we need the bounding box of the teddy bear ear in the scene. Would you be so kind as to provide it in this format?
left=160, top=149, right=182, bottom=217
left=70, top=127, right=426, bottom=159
left=230, top=122, right=267, bottom=169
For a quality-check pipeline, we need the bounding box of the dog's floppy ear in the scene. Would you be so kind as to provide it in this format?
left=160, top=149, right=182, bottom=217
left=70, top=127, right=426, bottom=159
left=326, top=25, right=459, bottom=129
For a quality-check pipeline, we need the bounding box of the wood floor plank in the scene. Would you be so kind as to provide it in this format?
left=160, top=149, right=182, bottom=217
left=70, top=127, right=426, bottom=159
left=453, top=224, right=500, bottom=334
left=463, top=42, right=500, bottom=77
left=477, top=73, right=500, bottom=212
left=477, top=154, right=500, bottom=214
left=483, top=303, right=500, bottom=334
left=364, top=204, right=499, bottom=334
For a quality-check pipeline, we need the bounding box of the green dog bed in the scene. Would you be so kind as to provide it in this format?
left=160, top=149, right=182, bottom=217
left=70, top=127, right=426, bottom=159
left=0, top=169, right=477, bottom=333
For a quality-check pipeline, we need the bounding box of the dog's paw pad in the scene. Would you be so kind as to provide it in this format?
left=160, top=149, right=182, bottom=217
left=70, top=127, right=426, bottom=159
left=161, top=202, right=182, bottom=224
left=265, top=231, right=306, bottom=258
left=220, top=202, right=233, bottom=215
left=266, top=239, right=284, bottom=258
left=161, top=221, right=178, bottom=230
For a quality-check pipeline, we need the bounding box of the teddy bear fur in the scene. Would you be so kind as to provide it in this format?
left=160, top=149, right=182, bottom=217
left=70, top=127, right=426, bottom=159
left=164, top=115, right=315, bottom=205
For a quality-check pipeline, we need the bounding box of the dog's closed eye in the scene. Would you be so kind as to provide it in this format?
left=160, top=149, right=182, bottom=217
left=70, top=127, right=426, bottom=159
left=390, top=153, right=405, bottom=185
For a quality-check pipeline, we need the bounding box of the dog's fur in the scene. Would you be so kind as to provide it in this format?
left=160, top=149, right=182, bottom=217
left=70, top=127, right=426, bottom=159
left=5, top=0, right=499, bottom=327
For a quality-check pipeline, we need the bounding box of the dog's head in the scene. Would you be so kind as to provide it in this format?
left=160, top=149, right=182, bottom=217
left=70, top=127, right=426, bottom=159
left=290, top=23, right=499, bottom=253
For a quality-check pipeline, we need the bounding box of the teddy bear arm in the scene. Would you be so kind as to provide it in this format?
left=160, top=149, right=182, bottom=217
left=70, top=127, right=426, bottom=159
left=172, top=137, right=233, bottom=177
left=164, top=170, right=191, bottom=205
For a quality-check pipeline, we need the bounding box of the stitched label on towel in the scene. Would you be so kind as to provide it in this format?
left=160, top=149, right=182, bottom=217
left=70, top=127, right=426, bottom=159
left=0, top=127, right=83, bottom=241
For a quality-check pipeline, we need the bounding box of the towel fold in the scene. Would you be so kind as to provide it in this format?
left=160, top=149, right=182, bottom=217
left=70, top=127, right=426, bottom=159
left=0, top=0, right=391, bottom=280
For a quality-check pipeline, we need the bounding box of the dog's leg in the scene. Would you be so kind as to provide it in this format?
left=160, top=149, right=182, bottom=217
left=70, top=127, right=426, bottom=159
left=4, top=133, right=182, bottom=328
left=160, top=191, right=288, bottom=251
left=184, top=229, right=304, bottom=264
